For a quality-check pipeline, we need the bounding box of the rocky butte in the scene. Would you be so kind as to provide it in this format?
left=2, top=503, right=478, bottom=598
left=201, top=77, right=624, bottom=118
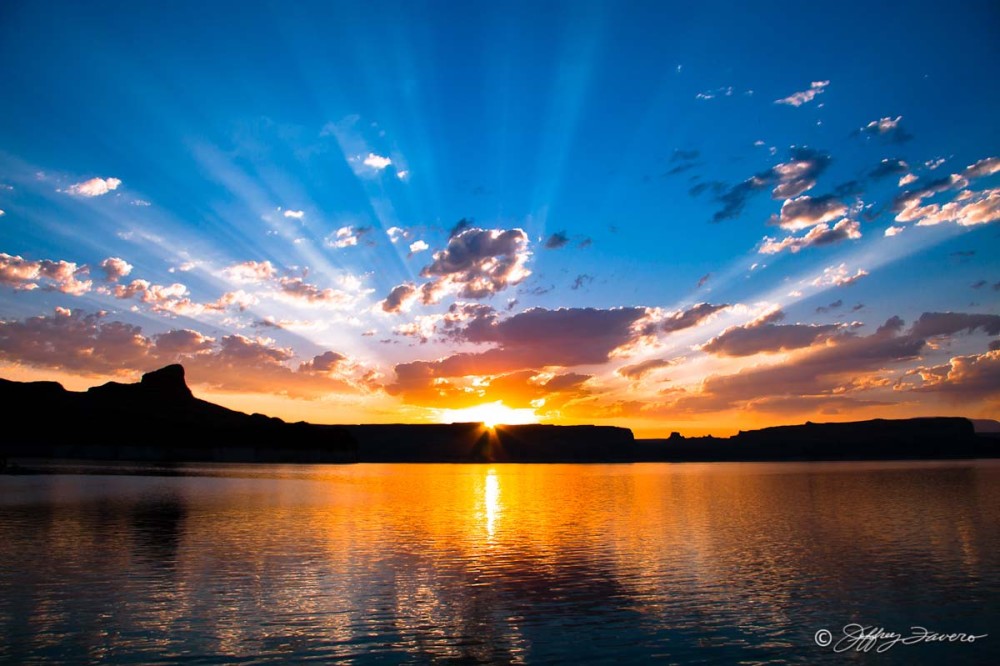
left=1, top=365, right=996, bottom=465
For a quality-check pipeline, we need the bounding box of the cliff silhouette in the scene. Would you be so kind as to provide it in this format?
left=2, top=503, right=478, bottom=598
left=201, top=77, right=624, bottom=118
left=1, top=365, right=995, bottom=465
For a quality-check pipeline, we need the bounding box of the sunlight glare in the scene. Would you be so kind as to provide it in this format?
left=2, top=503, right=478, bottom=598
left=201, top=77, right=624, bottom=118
left=437, top=402, right=539, bottom=428
left=484, top=469, right=500, bottom=538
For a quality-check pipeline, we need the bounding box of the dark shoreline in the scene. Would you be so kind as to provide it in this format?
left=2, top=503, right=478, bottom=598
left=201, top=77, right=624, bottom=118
left=3, top=364, right=997, bottom=467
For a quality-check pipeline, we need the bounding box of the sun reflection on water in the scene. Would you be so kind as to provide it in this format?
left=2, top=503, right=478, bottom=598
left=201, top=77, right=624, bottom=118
left=484, top=469, right=501, bottom=538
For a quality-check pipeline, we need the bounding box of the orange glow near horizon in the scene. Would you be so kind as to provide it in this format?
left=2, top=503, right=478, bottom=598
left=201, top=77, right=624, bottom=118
left=437, top=402, right=540, bottom=428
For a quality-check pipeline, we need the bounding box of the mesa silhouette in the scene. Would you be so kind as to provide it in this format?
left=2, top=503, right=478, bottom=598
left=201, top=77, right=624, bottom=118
left=0, top=365, right=995, bottom=465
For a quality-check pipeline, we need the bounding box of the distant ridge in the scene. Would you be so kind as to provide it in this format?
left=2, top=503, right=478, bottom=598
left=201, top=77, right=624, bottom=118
left=971, top=419, right=1000, bottom=434
left=1, top=365, right=996, bottom=466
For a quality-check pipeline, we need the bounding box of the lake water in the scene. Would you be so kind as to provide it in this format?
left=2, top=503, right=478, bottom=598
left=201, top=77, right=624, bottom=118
left=1, top=461, right=998, bottom=664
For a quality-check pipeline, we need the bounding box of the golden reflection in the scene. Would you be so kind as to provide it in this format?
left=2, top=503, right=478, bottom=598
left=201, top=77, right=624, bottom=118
left=484, top=469, right=501, bottom=538
left=3, top=461, right=997, bottom=662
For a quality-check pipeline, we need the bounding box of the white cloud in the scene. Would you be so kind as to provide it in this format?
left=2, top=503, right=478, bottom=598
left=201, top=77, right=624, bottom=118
left=774, top=80, right=829, bottom=107
left=326, top=225, right=360, bottom=249
left=362, top=153, right=392, bottom=170
left=387, top=226, right=407, bottom=243
left=695, top=86, right=733, bottom=101
left=811, top=263, right=869, bottom=288
left=884, top=226, right=905, bottom=237
left=397, top=170, right=409, bottom=180
left=283, top=209, right=305, bottom=219
left=898, top=173, right=918, bottom=187
left=223, top=260, right=278, bottom=284
left=859, top=116, right=901, bottom=134
left=169, top=261, right=197, bottom=273
left=64, top=177, right=122, bottom=197
left=408, top=240, right=429, bottom=254
left=759, top=219, right=861, bottom=254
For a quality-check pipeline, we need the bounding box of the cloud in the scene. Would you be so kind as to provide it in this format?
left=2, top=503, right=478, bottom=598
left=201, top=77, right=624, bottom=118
left=113, top=279, right=199, bottom=315
left=154, top=328, right=215, bottom=355
left=98, top=257, right=133, bottom=282
left=910, top=188, right=1000, bottom=228
left=701, top=310, right=842, bottom=357
left=898, top=173, right=918, bottom=187
left=221, top=260, right=363, bottom=310
left=325, top=225, right=368, bottom=249
left=283, top=210, right=305, bottom=219
left=392, top=302, right=497, bottom=341
left=907, top=312, right=1000, bottom=338
left=544, top=231, right=570, bottom=249
left=892, top=157, right=1000, bottom=227
left=0, top=309, right=154, bottom=373
left=298, top=350, right=347, bottom=374
left=362, top=153, right=392, bottom=170
left=408, top=240, right=429, bottom=254
left=571, top=274, right=594, bottom=290
left=810, top=263, right=869, bottom=287
left=672, top=316, right=925, bottom=413
left=713, top=148, right=832, bottom=221
left=274, top=276, right=353, bottom=306
left=771, top=150, right=832, bottom=199
left=855, top=116, right=913, bottom=143
left=0, top=309, right=372, bottom=397
left=223, top=260, right=278, bottom=284
left=768, top=194, right=848, bottom=231
left=696, top=86, right=733, bottom=100
left=418, top=227, right=531, bottom=300
left=696, top=273, right=711, bottom=288
left=759, top=219, right=862, bottom=254
left=386, top=226, right=409, bottom=243
left=774, top=80, right=828, bottom=107
left=868, top=158, right=910, bottom=181
left=64, top=177, right=122, bottom=197
left=617, top=358, right=673, bottom=380
left=112, top=279, right=256, bottom=316
left=898, top=350, right=1000, bottom=399
left=659, top=302, right=729, bottom=334
left=380, top=283, right=419, bottom=314
left=815, top=299, right=843, bottom=314
left=388, top=306, right=650, bottom=405
left=448, top=218, right=473, bottom=238
left=0, top=252, right=92, bottom=295
left=962, top=156, right=1000, bottom=179
left=659, top=308, right=1000, bottom=415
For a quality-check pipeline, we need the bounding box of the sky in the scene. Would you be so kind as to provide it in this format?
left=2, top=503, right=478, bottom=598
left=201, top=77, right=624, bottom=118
left=0, top=0, right=998, bottom=437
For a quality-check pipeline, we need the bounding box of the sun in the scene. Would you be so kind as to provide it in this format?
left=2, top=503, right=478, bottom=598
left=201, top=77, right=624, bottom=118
left=437, top=402, right=540, bottom=428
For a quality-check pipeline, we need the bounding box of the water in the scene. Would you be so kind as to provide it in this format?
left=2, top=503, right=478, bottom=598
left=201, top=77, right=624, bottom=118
left=1, top=461, right=998, bottom=664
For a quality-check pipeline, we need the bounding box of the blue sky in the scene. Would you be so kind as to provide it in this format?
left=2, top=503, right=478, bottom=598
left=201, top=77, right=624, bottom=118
left=1, top=1, right=998, bottom=435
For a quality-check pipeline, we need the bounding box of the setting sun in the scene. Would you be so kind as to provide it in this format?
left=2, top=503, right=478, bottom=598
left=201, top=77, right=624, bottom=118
left=437, top=402, right=540, bottom=428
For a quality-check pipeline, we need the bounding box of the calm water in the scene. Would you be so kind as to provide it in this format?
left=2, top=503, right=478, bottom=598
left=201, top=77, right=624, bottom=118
left=1, top=461, right=998, bottom=664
